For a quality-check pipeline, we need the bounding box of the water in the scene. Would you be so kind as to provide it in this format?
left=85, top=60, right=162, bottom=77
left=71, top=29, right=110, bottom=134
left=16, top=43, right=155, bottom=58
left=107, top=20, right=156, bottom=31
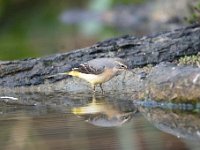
left=0, top=92, right=200, bottom=150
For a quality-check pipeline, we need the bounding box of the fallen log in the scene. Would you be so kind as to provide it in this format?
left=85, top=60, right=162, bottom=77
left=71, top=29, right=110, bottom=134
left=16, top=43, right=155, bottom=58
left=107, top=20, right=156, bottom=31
left=0, top=24, right=200, bottom=88
left=0, top=24, right=200, bottom=103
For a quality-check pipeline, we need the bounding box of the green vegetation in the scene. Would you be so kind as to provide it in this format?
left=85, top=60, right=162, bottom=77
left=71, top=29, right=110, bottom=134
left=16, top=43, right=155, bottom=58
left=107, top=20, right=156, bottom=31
left=111, top=0, right=146, bottom=5
left=178, top=54, right=200, bottom=67
left=0, top=0, right=89, bottom=60
left=186, top=2, right=200, bottom=24
left=0, top=0, right=148, bottom=60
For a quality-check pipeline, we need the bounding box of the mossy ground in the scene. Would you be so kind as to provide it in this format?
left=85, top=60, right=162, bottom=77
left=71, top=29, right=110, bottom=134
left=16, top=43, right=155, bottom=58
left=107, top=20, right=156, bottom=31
left=177, top=54, right=200, bottom=67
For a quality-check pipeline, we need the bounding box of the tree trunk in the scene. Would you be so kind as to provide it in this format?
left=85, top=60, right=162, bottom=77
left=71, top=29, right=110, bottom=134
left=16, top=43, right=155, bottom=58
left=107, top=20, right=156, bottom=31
left=0, top=24, right=200, bottom=88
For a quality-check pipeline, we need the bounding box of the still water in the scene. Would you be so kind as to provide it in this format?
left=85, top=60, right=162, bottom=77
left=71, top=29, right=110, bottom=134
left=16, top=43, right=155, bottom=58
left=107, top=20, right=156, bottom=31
left=0, top=92, right=199, bottom=150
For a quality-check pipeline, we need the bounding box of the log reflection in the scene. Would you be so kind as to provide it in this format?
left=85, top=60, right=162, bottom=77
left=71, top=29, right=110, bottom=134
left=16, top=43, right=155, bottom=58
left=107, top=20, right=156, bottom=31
left=138, top=103, right=200, bottom=141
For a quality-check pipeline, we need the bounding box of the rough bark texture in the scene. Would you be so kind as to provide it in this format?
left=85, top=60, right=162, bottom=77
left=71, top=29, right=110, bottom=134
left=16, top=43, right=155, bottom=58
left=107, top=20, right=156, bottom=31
left=0, top=24, right=200, bottom=88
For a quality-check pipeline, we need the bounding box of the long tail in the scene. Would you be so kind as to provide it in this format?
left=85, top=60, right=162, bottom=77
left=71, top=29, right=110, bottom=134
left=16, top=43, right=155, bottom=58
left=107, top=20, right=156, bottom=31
left=46, top=71, right=80, bottom=78
left=46, top=72, right=69, bottom=78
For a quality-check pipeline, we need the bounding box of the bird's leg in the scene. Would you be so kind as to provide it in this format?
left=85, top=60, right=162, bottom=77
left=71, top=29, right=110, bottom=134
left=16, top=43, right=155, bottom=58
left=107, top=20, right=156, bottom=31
left=99, top=83, right=104, bottom=95
left=92, top=85, right=96, bottom=93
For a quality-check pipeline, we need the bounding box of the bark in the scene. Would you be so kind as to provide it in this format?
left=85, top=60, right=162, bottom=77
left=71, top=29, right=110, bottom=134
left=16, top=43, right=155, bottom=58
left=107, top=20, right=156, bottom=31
left=0, top=24, right=200, bottom=88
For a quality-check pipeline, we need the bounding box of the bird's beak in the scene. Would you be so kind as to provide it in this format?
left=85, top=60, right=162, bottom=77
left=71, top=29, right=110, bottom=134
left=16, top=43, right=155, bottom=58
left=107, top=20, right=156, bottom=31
left=123, top=65, right=128, bottom=70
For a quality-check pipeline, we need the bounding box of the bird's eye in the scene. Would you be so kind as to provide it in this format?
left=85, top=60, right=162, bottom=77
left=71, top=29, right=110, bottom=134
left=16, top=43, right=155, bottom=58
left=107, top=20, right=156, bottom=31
left=119, top=64, right=127, bottom=69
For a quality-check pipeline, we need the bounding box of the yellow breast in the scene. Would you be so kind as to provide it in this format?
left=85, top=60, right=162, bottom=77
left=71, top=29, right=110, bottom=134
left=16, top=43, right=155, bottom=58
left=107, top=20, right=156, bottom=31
left=68, top=69, right=116, bottom=85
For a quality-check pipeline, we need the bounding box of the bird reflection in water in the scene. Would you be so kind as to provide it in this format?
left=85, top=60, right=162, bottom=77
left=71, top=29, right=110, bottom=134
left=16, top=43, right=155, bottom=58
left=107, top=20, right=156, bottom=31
left=72, top=94, right=137, bottom=127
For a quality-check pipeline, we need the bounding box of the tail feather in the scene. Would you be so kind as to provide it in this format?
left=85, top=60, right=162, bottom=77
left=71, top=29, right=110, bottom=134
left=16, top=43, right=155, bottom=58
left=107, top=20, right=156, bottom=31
left=46, top=71, right=80, bottom=79
left=46, top=72, right=70, bottom=78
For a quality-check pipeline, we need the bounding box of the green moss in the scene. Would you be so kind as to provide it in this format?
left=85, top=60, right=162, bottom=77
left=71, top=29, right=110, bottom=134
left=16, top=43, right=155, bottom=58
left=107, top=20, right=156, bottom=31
left=178, top=54, right=200, bottom=67
left=186, top=2, right=200, bottom=24
left=111, top=0, right=146, bottom=5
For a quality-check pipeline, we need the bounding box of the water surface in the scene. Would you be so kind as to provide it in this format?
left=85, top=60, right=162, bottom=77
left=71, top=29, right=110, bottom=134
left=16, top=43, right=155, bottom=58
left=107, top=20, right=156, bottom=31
left=0, top=92, right=199, bottom=150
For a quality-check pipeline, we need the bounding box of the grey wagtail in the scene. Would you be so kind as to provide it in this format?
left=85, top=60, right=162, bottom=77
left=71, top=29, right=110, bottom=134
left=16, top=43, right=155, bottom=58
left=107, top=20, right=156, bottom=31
left=51, top=58, right=128, bottom=93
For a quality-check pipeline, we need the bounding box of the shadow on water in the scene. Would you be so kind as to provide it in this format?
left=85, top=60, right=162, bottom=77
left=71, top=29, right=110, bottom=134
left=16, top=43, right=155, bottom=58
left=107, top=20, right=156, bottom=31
left=0, top=91, right=200, bottom=150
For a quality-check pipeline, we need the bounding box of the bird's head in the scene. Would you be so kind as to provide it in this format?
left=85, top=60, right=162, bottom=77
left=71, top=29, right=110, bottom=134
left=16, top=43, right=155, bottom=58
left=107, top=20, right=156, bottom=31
left=114, top=60, right=128, bottom=71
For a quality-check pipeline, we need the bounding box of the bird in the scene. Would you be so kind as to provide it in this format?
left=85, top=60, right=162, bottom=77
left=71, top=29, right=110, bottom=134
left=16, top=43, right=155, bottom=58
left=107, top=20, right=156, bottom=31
left=48, top=57, right=128, bottom=93
left=67, top=57, right=128, bottom=93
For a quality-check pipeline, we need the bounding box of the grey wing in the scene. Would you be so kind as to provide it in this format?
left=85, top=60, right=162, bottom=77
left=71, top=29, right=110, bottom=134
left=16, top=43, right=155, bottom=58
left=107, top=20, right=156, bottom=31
left=72, top=57, right=120, bottom=74
left=73, top=62, right=105, bottom=75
